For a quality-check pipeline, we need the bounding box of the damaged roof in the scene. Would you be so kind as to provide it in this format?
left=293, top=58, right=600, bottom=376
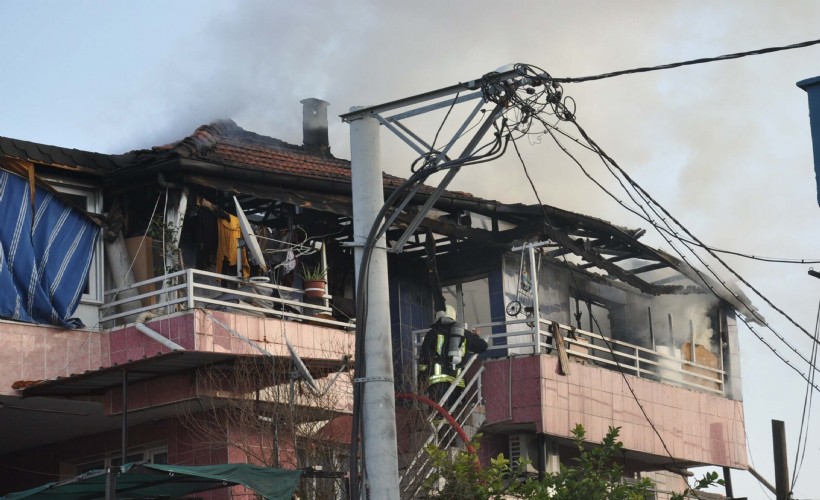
left=107, top=119, right=477, bottom=201
left=0, top=120, right=761, bottom=317
left=0, top=135, right=128, bottom=174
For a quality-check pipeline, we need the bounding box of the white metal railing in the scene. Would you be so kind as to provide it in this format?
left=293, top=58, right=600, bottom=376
left=101, top=268, right=354, bottom=329
left=413, top=316, right=725, bottom=396
left=400, top=354, right=485, bottom=499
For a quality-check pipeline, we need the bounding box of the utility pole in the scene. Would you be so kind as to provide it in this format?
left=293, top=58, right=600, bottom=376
left=340, top=68, right=528, bottom=499
left=772, top=419, right=791, bottom=500
left=349, top=107, right=400, bottom=499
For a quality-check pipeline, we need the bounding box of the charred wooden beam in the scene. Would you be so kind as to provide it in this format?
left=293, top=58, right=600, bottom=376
left=578, top=251, right=635, bottom=270
left=436, top=246, right=504, bottom=283
left=540, top=223, right=658, bottom=294
left=545, top=247, right=573, bottom=258
left=629, top=262, right=668, bottom=275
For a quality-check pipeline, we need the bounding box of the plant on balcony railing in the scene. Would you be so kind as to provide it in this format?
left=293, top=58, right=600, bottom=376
left=301, top=264, right=329, bottom=299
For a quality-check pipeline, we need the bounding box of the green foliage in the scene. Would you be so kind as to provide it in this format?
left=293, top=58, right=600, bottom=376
left=147, top=214, right=179, bottom=243
left=300, top=263, right=329, bottom=281
left=423, top=437, right=530, bottom=499
left=423, top=424, right=727, bottom=499
left=148, top=215, right=182, bottom=273
left=522, top=424, right=654, bottom=500
left=424, top=425, right=653, bottom=499
left=669, top=470, right=724, bottom=500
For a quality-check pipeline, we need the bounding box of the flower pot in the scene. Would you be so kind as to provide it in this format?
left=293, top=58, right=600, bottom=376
left=303, top=279, right=326, bottom=299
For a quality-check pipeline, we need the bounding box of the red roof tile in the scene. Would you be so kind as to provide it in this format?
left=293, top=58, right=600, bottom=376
left=124, top=119, right=475, bottom=198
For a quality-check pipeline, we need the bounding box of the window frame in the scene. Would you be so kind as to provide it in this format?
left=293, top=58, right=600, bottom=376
left=41, top=177, right=104, bottom=305
left=73, top=445, right=168, bottom=475
left=442, top=275, right=491, bottom=328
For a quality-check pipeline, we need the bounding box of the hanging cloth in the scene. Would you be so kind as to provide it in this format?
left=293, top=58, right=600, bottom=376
left=0, top=168, right=98, bottom=327
left=216, top=214, right=249, bottom=278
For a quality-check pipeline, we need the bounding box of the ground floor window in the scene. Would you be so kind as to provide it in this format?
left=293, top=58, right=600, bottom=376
left=74, top=445, right=167, bottom=475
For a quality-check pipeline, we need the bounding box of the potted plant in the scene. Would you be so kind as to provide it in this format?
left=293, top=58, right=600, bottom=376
left=301, top=264, right=329, bottom=299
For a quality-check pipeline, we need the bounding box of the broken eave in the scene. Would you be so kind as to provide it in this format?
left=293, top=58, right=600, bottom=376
left=99, top=123, right=752, bottom=309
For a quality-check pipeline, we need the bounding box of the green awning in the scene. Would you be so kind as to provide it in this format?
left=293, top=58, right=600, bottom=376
left=0, top=463, right=301, bottom=500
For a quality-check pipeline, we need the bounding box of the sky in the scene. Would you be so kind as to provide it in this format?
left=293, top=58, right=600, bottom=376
left=2, top=1, right=820, bottom=497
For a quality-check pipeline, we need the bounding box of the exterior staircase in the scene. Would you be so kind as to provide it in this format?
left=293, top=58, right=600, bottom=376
left=399, top=354, right=485, bottom=499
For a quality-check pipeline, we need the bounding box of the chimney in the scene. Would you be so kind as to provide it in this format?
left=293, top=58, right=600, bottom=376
left=797, top=77, right=820, bottom=206
left=300, top=98, right=330, bottom=155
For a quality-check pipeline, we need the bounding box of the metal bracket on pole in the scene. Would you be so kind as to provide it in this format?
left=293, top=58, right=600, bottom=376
left=392, top=103, right=506, bottom=252
left=339, top=69, right=519, bottom=123
left=369, top=100, right=502, bottom=253
left=340, top=68, right=534, bottom=257
left=353, top=376, right=395, bottom=384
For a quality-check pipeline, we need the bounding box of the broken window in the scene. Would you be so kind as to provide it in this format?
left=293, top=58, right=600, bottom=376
left=442, top=277, right=491, bottom=328
left=569, top=296, right=613, bottom=338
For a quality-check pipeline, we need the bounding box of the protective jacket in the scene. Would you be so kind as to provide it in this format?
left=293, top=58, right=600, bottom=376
left=419, top=317, right=488, bottom=388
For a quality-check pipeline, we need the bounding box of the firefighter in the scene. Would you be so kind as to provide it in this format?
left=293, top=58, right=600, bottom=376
left=418, top=305, right=488, bottom=407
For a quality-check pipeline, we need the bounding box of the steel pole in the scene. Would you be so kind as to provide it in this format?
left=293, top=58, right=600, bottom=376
left=349, top=106, right=400, bottom=499
left=121, top=368, right=128, bottom=465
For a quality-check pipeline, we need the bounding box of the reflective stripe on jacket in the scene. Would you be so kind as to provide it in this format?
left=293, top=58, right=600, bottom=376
left=426, top=329, right=467, bottom=388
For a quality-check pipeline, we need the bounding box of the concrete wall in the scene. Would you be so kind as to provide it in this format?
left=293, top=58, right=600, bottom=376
left=1, top=308, right=355, bottom=396
left=0, top=320, right=104, bottom=395
left=482, top=355, right=747, bottom=469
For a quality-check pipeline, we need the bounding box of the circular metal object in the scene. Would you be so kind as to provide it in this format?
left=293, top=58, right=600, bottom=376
left=506, top=300, right=522, bottom=317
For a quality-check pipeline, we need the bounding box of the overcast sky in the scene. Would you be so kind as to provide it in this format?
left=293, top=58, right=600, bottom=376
left=3, top=1, right=820, bottom=497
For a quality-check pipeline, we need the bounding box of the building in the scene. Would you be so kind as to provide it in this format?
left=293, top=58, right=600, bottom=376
left=0, top=97, right=748, bottom=499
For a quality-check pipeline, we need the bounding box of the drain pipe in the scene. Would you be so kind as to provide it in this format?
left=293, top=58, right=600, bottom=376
left=135, top=322, right=185, bottom=351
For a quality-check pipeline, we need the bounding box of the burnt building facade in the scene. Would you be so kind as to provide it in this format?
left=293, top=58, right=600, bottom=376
left=0, top=97, right=748, bottom=498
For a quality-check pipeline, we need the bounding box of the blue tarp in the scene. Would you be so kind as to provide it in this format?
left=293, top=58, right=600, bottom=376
left=0, top=169, right=98, bottom=327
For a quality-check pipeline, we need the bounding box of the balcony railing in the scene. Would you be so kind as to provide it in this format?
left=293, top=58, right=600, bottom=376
left=101, top=268, right=354, bottom=330
left=415, top=316, right=725, bottom=396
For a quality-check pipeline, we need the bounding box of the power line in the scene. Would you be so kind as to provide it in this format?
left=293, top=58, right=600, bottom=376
left=535, top=121, right=820, bottom=265
left=550, top=37, right=820, bottom=84
left=498, top=67, right=820, bottom=424
left=507, top=127, right=687, bottom=477
left=536, top=100, right=820, bottom=362
left=791, top=299, right=820, bottom=490
left=506, top=63, right=820, bottom=495
left=501, top=65, right=820, bottom=402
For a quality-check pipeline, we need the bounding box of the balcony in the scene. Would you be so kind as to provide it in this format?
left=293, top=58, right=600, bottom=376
left=413, top=315, right=745, bottom=469
left=101, top=268, right=355, bottom=331
left=486, top=316, right=724, bottom=395
left=415, top=316, right=725, bottom=398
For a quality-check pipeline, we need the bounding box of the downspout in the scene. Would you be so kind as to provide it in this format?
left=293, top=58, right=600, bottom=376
left=135, top=322, right=185, bottom=351
left=104, top=233, right=141, bottom=325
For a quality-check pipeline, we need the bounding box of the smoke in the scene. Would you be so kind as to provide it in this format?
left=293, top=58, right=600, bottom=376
left=4, top=1, right=820, bottom=496
left=648, top=294, right=718, bottom=349
left=107, top=0, right=820, bottom=373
